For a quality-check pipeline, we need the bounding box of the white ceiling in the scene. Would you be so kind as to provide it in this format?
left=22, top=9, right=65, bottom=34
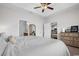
left=1, top=3, right=77, bottom=17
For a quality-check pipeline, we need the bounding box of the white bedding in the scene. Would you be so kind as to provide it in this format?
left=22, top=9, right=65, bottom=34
left=0, top=37, right=7, bottom=56
left=1, top=36, right=70, bottom=56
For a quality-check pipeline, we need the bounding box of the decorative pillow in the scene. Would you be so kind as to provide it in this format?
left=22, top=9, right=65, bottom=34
left=0, top=32, right=8, bottom=41
left=7, top=36, right=16, bottom=44
left=0, top=32, right=6, bottom=37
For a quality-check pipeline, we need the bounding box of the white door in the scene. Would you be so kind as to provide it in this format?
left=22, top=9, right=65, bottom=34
left=44, top=23, right=51, bottom=38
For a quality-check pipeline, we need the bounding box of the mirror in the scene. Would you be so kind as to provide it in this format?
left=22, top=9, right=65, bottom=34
left=19, top=20, right=27, bottom=36
left=51, top=22, right=58, bottom=39
left=29, top=24, right=36, bottom=36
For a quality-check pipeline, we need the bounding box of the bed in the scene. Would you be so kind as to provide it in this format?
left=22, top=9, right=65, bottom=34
left=0, top=36, right=70, bottom=56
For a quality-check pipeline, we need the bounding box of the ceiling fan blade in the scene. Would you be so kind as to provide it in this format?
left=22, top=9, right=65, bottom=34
left=47, top=3, right=51, bottom=5
left=41, top=3, right=46, bottom=5
left=42, top=9, right=44, bottom=13
left=34, top=6, right=41, bottom=9
left=47, top=7, right=54, bottom=10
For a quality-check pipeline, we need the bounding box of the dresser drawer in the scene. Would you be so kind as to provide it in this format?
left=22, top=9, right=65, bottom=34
left=61, top=39, right=71, bottom=44
left=63, top=37, right=71, bottom=41
left=60, top=33, right=65, bottom=36
left=73, top=38, right=79, bottom=41
left=69, top=33, right=79, bottom=37
left=73, top=41, right=79, bottom=47
left=64, top=33, right=69, bottom=36
left=64, top=40, right=73, bottom=46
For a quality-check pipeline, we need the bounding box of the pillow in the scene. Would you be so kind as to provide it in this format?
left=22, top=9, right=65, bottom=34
left=7, top=36, right=16, bottom=44
left=0, top=32, right=8, bottom=41
left=0, top=32, right=6, bottom=37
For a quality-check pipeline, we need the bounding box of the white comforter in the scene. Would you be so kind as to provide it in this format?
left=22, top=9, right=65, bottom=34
left=2, top=36, right=70, bottom=56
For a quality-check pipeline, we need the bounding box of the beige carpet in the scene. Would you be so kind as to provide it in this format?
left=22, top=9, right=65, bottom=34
left=67, top=46, right=79, bottom=56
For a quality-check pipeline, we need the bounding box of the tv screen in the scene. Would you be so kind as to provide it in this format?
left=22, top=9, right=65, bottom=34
left=71, top=26, right=78, bottom=32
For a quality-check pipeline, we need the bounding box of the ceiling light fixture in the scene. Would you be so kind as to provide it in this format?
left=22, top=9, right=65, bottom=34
left=34, top=3, right=54, bottom=13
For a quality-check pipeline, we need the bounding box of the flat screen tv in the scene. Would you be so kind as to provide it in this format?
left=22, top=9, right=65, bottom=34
left=71, top=26, right=78, bottom=32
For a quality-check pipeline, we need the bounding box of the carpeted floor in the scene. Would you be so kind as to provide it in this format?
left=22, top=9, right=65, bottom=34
left=67, top=46, right=79, bottom=56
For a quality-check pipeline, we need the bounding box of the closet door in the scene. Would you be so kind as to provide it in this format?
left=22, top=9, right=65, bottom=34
left=44, top=23, right=51, bottom=38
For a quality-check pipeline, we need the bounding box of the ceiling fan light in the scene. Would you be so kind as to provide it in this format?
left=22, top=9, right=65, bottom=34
left=34, top=3, right=53, bottom=13
left=44, top=6, right=47, bottom=9
left=41, top=5, right=47, bottom=9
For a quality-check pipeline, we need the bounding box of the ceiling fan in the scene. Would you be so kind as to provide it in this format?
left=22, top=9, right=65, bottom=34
left=34, top=3, right=54, bottom=13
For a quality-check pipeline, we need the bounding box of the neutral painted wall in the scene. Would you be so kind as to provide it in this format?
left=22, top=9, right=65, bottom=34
left=0, top=5, right=19, bottom=36
left=45, top=4, right=79, bottom=34
left=0, top=4, right=44, bottom=37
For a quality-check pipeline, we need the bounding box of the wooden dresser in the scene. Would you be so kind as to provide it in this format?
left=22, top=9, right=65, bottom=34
left=60, top=32, right=79, bottom=48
